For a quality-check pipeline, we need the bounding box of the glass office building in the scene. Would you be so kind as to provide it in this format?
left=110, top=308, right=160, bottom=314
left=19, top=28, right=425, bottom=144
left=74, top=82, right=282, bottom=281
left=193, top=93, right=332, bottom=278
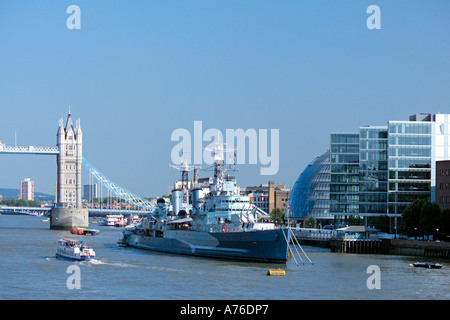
left=290, top=113, right=449, bottom=228
left=359, top=126, right=388, bottom=216
left=289, top=151, right=331, bottom=222
left=330, top=133, right=360, bottom=221
left=387, top=120, right=432, bottom=216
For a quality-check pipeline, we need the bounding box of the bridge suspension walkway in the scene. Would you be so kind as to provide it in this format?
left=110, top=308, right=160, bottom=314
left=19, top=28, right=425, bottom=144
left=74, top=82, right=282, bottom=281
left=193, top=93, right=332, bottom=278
left=82, top=157, right=156, bottom=211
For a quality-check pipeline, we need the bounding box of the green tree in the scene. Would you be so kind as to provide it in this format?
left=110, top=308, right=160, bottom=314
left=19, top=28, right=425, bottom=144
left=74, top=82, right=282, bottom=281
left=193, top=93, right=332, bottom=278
left=372, top=215, right=390, bottom=233
left=305, top=216, right=316, bottom=228
left=439, top=209, right=450, bottom=236
left=399, top=199, right=442, bottom=239
left=0, top=199, right=40, bottom=207
left=269, top=208, right=285, bottom=225
left=420, top=201, right=441, bottom=239
left=398, top=199, right=424, bottom=238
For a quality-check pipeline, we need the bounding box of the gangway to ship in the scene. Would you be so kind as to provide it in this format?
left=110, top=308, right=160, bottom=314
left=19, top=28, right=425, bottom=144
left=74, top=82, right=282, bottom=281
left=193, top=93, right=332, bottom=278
left=282, top=227, right=314, bottom=267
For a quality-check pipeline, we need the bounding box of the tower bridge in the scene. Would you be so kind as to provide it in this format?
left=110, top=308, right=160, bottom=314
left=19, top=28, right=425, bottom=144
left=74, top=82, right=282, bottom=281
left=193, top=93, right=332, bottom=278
left=0, top=109, right=155, bottom=229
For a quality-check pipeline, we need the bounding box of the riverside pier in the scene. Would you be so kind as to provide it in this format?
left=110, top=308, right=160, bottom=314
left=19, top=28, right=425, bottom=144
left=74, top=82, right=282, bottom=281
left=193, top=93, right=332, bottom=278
left=293, top=227, right=450, bottom=258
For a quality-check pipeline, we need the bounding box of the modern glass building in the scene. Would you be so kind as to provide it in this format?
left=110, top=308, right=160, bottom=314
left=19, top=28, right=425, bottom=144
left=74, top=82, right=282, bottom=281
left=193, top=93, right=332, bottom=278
left=290, top=113, right=449, bottom=229
left=330, top=113, right=450, bottom=227
left=359, top=126, right=388, bottom=216
left=387, top=120, right=433, bottom=217
left=289, top=151, right=331, bottom=222
left=330, top=133, right=360, bottom=220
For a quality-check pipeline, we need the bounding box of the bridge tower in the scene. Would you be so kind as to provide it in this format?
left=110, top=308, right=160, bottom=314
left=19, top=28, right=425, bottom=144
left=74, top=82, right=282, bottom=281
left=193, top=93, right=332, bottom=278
left=56, top=108, right=83, bottom=208
left=50, top=108, right=88, bottom=230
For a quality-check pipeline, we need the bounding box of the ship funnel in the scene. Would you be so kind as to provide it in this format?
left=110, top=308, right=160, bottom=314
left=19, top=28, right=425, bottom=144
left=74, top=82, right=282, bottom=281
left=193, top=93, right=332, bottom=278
left=191, top=188, right=202, bottom=213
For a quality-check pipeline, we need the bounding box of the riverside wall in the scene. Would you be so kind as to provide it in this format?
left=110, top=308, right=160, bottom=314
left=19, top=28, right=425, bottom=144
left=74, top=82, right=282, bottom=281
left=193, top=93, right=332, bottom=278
left=386, top=239, right=450, bottom=259
left=310, top=238, right=450, bottom=259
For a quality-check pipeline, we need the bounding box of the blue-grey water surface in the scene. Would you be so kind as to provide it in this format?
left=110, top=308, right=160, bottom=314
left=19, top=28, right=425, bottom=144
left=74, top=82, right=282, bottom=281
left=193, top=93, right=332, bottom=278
left=0, top=215, right=448, bottom=300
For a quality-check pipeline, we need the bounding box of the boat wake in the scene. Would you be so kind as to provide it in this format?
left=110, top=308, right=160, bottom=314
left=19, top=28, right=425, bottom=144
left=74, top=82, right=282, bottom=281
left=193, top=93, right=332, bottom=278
left=86, top=259, right=104, bottom=265
left=79, top=259, right=136, bottom=268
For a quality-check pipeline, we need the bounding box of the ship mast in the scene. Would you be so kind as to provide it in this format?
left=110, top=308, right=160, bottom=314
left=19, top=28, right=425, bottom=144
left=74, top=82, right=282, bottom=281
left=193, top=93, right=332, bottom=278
left=204, top=142, right=237, bottom=195
left=170, top=159, right=197, bottom=213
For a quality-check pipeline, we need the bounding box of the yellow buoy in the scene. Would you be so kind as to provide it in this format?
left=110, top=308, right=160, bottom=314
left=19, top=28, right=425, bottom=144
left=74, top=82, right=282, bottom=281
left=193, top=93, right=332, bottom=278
left=267, top=269, right=286, bottom=276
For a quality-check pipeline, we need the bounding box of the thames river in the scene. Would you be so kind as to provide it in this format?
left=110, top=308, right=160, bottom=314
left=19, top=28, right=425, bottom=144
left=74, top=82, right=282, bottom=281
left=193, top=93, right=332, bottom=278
left=0, top=214, right=448, bottom=300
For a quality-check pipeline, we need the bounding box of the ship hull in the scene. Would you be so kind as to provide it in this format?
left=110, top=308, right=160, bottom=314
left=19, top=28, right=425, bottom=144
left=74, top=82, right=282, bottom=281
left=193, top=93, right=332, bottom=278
left=124, top=228, right=290, bottom=263
left=56, top=252, right=94, bottom=261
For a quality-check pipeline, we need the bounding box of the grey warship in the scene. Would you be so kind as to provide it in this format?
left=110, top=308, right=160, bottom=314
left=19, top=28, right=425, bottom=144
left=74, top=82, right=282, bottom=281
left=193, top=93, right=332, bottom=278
left=119, top=145, right=291, bottom=263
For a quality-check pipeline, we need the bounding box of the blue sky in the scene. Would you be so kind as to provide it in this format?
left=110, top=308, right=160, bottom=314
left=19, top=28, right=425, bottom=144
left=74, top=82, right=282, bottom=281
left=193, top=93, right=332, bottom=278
left=0, top=1, right=449, bottom=197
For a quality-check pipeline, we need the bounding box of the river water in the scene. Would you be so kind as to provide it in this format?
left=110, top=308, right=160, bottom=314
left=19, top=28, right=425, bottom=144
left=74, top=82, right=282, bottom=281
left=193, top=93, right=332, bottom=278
left=0, top=214, right=448, bottom=300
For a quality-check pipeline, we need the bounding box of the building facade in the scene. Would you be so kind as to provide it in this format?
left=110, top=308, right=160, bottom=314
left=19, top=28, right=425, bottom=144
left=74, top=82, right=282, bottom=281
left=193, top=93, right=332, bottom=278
left=19, top=178, right=34, bottom=201
left=330, top=133, right=360, bottom=220
left=290, top=113, right=450, bottom=229
left=387, top=118, right=433, bottom=217
left=289, top=151, right=331, bottom=223
left=330, top=113, right=450, bottom=225
left=243, top=181, right=291, bottom=214
left=359, top=126, right=388, bottom=217
left=436, top=160, right=450, bottom=211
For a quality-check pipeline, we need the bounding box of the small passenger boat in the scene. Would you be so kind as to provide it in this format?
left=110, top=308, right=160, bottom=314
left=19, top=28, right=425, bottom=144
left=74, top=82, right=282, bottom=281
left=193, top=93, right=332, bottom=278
left=410, top=262, right=443, bottom=269
left=100, top=214, right=125, bottom=227
left=56, top=239, right=96, bottom=261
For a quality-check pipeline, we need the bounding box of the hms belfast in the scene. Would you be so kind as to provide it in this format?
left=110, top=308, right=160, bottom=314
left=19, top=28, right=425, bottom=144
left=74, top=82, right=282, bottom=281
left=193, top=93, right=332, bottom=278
left=120, top=144, right=291, bottom=263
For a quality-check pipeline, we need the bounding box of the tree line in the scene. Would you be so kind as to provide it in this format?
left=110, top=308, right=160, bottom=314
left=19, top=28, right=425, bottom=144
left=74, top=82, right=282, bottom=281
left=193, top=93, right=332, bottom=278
left=0, top=199, right=41, bottom=207
left=399, top=199, right=450, bottom=240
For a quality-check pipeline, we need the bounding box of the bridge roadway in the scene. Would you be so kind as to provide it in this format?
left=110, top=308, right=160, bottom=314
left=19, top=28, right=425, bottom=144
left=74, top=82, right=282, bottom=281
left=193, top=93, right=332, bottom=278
left=0, top=206, right=152, bottom=217
left=0, top=145, right=60, bottom=155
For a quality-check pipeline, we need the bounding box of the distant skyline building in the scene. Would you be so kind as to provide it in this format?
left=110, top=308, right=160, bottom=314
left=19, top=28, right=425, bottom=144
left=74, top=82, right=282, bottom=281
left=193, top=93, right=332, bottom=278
left=19, top=178, right=34, bottom=201
left=83, top=184, right=98, bottom=201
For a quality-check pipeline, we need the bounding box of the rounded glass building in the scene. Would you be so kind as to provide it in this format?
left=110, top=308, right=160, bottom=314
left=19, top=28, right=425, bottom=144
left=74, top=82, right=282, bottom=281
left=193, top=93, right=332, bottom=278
left=289, top=151, right=331, bottom=222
